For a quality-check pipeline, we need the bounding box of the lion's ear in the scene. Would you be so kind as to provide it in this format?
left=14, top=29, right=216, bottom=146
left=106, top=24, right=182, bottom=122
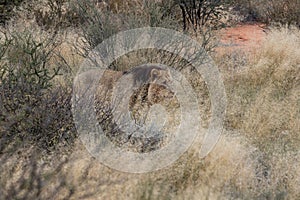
left=150, top=69, right=160, bottom=82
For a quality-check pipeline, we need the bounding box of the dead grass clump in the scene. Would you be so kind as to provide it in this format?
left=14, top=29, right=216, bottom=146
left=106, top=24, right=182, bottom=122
left=220, top=26, right=300, bottom=198
left=224, top=26, right=299, bottom=132
left=238, top=27, right=300, bottom=151
left=134, top=133, right=258, bottom=199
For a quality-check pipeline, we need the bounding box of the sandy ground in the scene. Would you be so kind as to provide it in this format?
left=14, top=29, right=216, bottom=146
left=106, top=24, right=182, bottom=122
left=217, top=23, right=267, bottom=53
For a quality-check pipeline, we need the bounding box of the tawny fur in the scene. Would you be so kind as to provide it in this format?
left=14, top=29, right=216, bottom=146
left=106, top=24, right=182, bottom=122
left=94, top=66, right=178, bottom=153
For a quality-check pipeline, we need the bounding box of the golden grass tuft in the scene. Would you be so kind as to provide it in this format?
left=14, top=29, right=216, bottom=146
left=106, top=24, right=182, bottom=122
left=216, top=26, right=300, bottom=199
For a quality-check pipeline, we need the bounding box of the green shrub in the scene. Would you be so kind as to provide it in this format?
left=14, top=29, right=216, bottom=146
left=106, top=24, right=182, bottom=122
left=0, top=29, right=76, bottom=153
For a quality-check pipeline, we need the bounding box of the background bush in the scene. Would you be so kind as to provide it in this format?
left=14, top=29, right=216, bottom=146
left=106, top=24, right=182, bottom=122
left=31, top=0, right=85, bottom=30
left=73, top=0, right=180, bottom=52
left=172, top=0, right=228, bottom=31
left=229, top=0, right=300, bottom=27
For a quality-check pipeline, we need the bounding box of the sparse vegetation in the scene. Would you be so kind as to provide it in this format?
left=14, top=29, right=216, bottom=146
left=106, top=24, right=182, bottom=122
left=229, top=0, right=300, bottom=27
left=0, top=0, right=299, bottom=199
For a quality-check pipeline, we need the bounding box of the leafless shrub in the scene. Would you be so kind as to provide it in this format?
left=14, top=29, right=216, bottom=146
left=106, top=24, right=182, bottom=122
left=172, top=0, right=228, bottom=32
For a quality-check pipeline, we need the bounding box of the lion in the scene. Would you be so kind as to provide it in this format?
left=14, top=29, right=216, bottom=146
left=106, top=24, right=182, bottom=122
left=94, top=65, right=179, bottom=153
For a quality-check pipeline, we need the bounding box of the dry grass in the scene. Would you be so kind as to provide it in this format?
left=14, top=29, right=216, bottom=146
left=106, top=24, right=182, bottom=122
left=1, top=2, right=300, bottom=199
left=217, top=26, right=300, bottom=199
left=224, top=26, right=300, bottom=149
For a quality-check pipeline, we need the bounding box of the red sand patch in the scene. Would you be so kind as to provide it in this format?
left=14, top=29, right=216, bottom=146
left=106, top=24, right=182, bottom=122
left=217, top=23, right=267, bottom=53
